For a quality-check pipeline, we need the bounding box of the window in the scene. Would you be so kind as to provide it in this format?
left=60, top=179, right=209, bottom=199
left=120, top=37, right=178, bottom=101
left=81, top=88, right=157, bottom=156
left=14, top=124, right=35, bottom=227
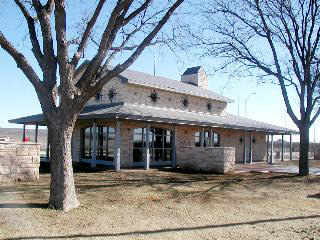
left=96, top=126, right=115, bottom=160
left=195, top=132, right=201, bottom=147
left=133, top=128, right=146, bottom=162
left=150, top=128, right=172, bottom=162
left=195, top=130, right=220, bottom=147
left=81, top=126, right=115, bottom=161
left=82, top=127, right=92, bottom=158
left=133, top=127, right=172, bottom=163
left=212, top=132, right=220, bottom=147
left=204, top=131, right=210, bottom=147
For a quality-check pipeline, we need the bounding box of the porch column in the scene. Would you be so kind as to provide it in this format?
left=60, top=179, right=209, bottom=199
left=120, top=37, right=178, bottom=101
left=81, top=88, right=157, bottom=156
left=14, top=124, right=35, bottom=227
left=281, top=134, right=284, bottom=161
left=46, top=128, right=50, bottom=161
left=171, top=124, right=177, bottom=168
left=91, top=121, right=97, bottom=168
left=210, top=129, right=213, bottom=147
left=269, top=134, right=274, bottom=164
left=266, top=134, right=269, bottom=162
left=35, top=123, right=39, bottom=143
left=200, top=128, right=204, bottom=147
left=243, top=131, right=247, bottom=164
left=114, top=120, right=121, bottom=171
left=145, top=123, right=150, bottom=170
left=289, top=133, right=293, bottom=161
left=249, top=131, right=253, bottom=163
left=22, top=124, right=26, bottom=142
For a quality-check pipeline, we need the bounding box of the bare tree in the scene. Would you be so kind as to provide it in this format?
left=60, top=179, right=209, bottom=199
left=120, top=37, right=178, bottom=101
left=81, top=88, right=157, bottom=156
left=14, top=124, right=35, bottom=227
left=0, top=0, right=184, bottom=211
left=181, top=0, right=320, bottom=175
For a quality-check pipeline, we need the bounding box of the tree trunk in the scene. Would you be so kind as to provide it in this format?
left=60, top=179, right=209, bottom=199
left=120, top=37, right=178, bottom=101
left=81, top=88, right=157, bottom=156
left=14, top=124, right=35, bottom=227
left=299, top=125, right=310, bottom=176
left=48, top=113, right=80, bottom=211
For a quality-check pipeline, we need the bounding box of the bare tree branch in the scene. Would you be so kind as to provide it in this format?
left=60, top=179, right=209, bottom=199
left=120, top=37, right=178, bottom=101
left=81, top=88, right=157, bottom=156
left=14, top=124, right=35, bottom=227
left=14, top=0, right=44, bottom=69
left=84, top=0, right=184, bottom=101
left=0, top=31, right=42, bottom=91
left=70, top=0, right=107, bottom=68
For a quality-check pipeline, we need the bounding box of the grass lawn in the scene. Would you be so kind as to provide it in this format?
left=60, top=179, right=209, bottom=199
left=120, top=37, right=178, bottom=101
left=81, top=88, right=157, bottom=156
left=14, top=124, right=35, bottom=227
left=0, top=161, right=320, bottom=240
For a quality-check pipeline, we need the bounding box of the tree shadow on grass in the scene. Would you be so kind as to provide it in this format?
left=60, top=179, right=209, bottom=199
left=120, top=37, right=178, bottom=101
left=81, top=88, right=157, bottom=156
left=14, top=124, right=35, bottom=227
left=74, top=172, right=301, bottom=194
left=307, top=193, right=320, bottom=199
left=40, top=163, right=112, bottom=174
left=0, top=203, right=48, bottom=209
left=4, top=214, right=320, bottom=240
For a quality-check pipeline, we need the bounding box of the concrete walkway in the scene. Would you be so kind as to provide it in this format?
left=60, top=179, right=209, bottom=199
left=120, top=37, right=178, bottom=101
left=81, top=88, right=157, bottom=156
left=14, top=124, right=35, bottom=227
left=235, top=161, right=320, bottom=176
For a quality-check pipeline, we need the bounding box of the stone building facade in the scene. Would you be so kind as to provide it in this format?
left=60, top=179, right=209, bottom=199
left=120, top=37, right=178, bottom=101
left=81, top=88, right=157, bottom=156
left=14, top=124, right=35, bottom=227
left=10, top=61, right=297, bottom=173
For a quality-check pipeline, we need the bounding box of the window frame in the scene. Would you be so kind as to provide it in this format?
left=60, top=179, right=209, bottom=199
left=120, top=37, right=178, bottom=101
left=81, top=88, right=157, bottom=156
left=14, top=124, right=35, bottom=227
left=133, top=127, right=172, bottom=163
left=80, top=126, right=115, bottom=161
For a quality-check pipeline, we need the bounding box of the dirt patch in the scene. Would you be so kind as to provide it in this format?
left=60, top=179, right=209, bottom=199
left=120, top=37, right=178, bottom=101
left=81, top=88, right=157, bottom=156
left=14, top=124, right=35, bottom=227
left=0, top=166, right=319, bottom=240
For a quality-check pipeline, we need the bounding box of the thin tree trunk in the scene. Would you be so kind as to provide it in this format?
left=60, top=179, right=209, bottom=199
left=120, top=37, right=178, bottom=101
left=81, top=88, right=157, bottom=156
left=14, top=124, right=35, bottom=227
left=48, top=114, right=79, bottom=211
left=299, top=125, right=310, bottom=176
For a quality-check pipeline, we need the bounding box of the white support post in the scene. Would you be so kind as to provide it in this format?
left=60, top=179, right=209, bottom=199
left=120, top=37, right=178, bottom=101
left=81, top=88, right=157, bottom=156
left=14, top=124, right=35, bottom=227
left=243, top=131, right=247, bottom=164
left=171, top=125, right=177, bottom=168
left=266, top=134, right=269, bottom=162
left=281, top=134, right=284, bottom=161
left=200, top=128, right=204, bottom=147
left=145, top=124, right=150, bottom=170
left=290, top=134, right=293, bottom=161
left=114, top=120, right=121, bottom=171
left=269, top=134, right=274, bottom=164
left=35, top=123, right=39, bottom=143
left=249, top=132, right=253, bottom=163
left=91, top=121, right=97, bottom=168
left=210, top=129, right=213, bottom=147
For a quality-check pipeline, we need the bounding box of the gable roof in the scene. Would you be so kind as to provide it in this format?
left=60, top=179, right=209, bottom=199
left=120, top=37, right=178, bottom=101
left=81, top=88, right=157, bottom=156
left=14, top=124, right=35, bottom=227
left=75, top=61, right=233, bottom=103
left=9, top=103, right=299, bottom=134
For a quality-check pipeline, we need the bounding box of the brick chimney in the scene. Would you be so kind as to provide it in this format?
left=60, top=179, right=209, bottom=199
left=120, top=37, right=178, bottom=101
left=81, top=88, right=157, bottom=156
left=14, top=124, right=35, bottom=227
left=181, top=66, right=208, bottom=89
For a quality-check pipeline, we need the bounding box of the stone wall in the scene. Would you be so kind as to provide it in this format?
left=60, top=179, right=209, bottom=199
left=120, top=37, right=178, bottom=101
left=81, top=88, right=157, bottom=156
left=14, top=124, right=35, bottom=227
left=124, top=84, right=227, bottom=115
left=0, top=142, right=40, bottom=182
left=176, top=147, right=235, bottom=174
left=87, top=77, right=125, bottom=106
left=217, top=129, right=267, bottom=163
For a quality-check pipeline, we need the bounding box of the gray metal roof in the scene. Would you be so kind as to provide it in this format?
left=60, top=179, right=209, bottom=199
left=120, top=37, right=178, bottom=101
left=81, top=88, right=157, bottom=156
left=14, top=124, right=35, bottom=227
left=9, top=103, right=298, bottom=134
left=118, top=68, right=232, bottom=103
left=183, top=66, right=202, bottom=75
left=75, top=61, right=232, bottom=103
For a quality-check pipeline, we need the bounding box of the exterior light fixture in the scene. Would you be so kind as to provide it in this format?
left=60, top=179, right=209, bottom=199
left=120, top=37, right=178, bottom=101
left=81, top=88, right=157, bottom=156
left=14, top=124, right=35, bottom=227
left=149, top=90, right=159, bottom=103
left=107, top=87, right=117, bottom=102
left=95, top=92, right=103, bottom=101
left=182, top=97, right=189, bottom=107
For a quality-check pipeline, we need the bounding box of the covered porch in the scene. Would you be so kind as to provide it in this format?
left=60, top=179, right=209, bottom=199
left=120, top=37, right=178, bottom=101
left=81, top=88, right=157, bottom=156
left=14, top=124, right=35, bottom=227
left=9, top=102, right=299, bottom=172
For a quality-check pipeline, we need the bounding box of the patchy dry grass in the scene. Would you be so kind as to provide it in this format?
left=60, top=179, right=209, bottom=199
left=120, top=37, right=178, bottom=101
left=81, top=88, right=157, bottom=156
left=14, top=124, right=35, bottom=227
left=0, top=164, right=320, bottom=240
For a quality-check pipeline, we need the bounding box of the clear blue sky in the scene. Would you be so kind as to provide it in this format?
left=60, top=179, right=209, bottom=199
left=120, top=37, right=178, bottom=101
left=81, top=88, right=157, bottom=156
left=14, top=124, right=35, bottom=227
left=0, top=1, right=318, bottom=143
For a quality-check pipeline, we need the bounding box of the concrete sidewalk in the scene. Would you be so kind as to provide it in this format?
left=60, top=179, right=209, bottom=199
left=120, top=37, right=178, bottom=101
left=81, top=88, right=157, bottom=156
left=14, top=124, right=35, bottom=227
left=235, top=161, right=320, bottom=176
